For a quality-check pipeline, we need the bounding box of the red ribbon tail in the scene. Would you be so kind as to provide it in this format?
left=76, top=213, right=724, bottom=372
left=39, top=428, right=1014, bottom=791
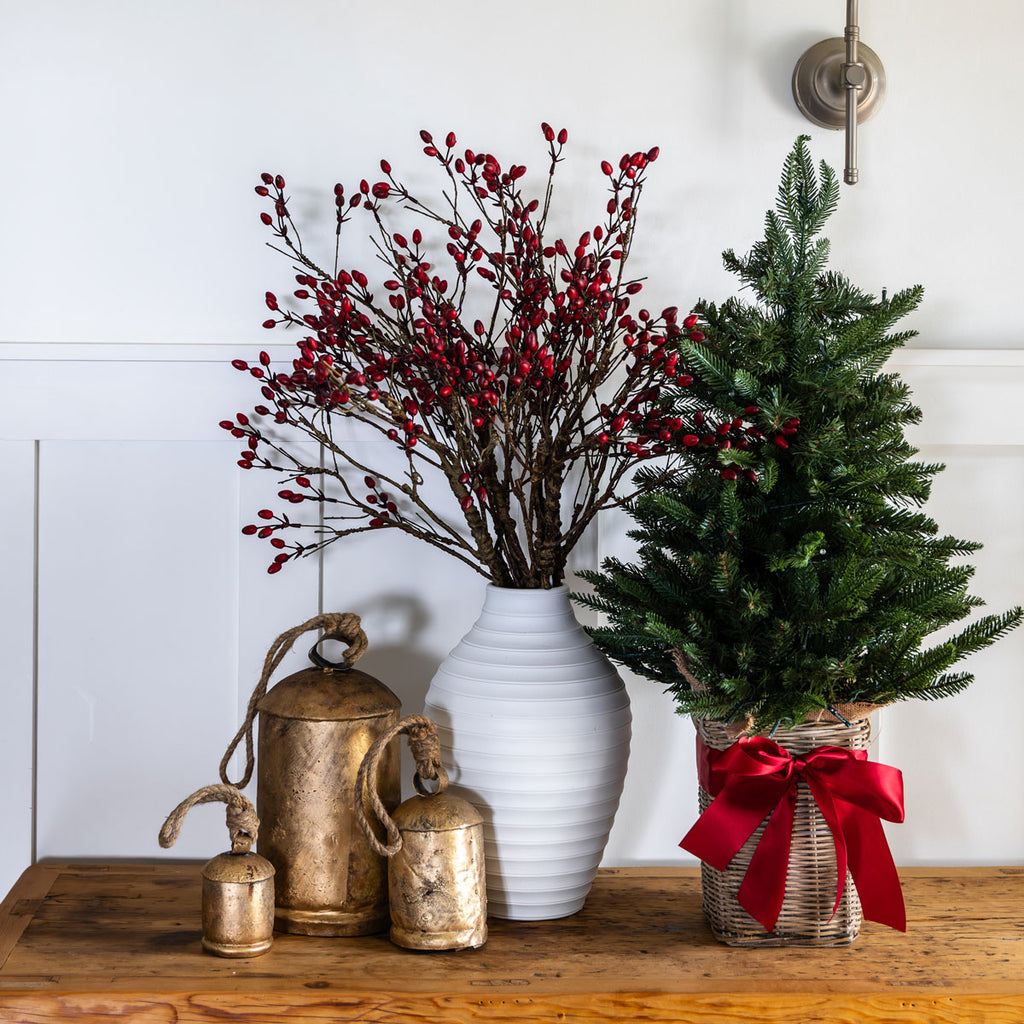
left=841, top=804, right=907, bottom=931
left=736, top=785, right=796, bottom=932
left=815, top=757, right=906, bottom=932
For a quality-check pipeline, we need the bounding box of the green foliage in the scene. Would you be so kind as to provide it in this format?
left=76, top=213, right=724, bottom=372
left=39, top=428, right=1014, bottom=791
left=578, top=137, right=1022, bottom=732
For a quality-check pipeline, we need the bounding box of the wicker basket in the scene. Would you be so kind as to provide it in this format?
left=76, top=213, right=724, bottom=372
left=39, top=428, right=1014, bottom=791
left=694, top=715, right=873, bottom=946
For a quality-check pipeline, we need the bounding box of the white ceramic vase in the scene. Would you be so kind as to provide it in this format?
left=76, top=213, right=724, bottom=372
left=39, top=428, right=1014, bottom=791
left=423, top=584, right=631, bottom=920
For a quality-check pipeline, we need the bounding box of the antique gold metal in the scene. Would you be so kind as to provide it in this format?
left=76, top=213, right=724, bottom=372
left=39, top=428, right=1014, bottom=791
left=256, top=656, right=400, bottom=935
left=158, top=784, right=275, bottom=958
left=201, top=850, right=276, bottom=957
left=388, top=777, right=487, bottom=950
left=792, top=0, right=886, bottom=184
left=357, top=715, right=487, bottom=951
left=221, top=613, right=401, bottom=937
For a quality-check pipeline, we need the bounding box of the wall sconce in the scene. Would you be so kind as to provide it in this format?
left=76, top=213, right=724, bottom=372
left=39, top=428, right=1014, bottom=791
left=792, top=0, right=885, bottom=184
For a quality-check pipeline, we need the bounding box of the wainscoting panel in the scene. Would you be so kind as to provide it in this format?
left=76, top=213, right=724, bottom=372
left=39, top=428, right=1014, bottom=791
left=34, top=440, right=246, bottom=861
left=233, top=440, right=323, bottom=778
left=877, top=445, right=1024, bottom=865
left=605, top=350, right=1024, bottom=866
left=0, top=345, right=1022, bottom=895
left=0, top=442, right=37, bottom=901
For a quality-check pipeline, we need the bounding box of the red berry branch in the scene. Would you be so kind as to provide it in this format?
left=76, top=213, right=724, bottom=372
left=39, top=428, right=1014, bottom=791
left=226, top=123, right=708, bottom=587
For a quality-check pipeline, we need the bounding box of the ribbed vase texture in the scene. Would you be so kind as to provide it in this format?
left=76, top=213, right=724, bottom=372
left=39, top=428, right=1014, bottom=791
left=423, top=585, right=631, bottom=920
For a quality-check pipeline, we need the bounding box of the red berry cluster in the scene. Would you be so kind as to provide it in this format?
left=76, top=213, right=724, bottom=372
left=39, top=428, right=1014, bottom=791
left=653, top=313, right=803, bottom=482
left=676, top=406, right=770, bottom=483
left=224, top=124, right=707, bottom=585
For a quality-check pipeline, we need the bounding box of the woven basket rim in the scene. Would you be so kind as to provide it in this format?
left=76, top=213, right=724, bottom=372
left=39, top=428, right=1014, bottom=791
left=690, top=703, right=886, bottom=741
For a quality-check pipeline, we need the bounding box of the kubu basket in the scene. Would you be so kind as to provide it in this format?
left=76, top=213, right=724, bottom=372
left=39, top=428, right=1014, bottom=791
left=695, top=715, right=873, bottom=946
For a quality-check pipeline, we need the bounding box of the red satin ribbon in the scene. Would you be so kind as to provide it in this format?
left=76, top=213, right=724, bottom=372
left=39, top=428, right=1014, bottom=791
left=680, top=734, right=906, bottom=933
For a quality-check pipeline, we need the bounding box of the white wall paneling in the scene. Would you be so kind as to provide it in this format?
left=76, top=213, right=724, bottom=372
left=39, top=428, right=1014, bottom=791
left=3, top=0, right=1024, bottom=889
left=2, top=345, right=1022, bottom=887
left=878, top=441, right=1024, bottom=866
left=0, top=345, right=323, bottom=888
left=0, top=442, right=37, bottom=901
left=35, top=440, right=243, bottom=861
left=603, top=350, right=1024, bottom=866
left=233, top=440, right=322, bottom=785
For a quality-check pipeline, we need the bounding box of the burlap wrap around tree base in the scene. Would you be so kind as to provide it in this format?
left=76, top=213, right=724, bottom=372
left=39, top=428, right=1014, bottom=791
left=694, top=715, right=874, bottom=946
left=669, top=649, right=886, bottom=738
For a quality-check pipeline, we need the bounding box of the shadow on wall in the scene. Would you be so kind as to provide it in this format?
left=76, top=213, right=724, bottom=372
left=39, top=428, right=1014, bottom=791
left=320, top=592, right=448, bottom=795
left=705, top=4, right=829, bottom=124
left=355, top=593, right=443, bottom=707
left=761, top=31, right=832, bottom=116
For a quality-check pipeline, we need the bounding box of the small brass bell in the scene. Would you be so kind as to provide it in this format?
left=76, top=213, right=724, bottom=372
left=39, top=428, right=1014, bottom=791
left=357, top=714, right=487, bottom=951
left=159, top=784, right=275, bottom=958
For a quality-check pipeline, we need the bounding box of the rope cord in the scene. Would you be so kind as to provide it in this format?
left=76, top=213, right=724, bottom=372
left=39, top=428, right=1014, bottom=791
left=355, top=714, right=448, bottom=857
left=158, top=784, right=259, bottom=854
left=219, top=612, right=367, bottom=788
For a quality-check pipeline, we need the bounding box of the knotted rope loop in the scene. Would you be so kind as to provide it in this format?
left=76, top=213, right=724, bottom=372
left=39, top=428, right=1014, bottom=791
left=219, top=612, right=367, bottom=789
left=355, top=714, right=448, bottom=858
left=407, top=719, right=445, bottom=782
left=159, top=784, right=259, bottom=854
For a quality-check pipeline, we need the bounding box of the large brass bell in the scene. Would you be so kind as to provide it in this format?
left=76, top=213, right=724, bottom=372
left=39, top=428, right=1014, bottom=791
left=220, top=613, right=401, bottom=936
left=158, top=784, right=275, bottom=957
left=357, top=714, right=487, bottom=951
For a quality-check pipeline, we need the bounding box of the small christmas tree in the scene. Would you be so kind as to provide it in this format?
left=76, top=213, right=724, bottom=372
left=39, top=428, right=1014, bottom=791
left=579, top=137, right=1022, bottom=733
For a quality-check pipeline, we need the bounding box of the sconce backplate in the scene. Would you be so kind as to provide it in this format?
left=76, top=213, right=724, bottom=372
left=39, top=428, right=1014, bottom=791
left=792, top=38, right=885, bottom=130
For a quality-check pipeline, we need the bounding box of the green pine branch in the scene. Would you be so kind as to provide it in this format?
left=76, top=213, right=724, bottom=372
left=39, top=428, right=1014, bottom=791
left=577, top=137, right=1022, bottom=733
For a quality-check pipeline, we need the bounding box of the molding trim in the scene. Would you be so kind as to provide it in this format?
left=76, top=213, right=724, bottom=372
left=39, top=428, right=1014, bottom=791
left=1, top=345, right=1021, bottom=445
left=0, top=342, right=294, bottom=363
left=3, top=342, right=1024, bottom=365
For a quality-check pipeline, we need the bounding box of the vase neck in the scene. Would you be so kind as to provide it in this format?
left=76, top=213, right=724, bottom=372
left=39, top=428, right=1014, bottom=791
left=481, top=585, right=572, bottom=619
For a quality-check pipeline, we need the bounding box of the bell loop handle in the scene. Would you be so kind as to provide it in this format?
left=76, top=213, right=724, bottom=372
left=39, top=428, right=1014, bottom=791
left=355, top=714, right=449, bottom=858
left=219, top=612, right=368, bottom=789
left=413, top=770, right=448, bottom=797
left=307, top=629, right=366, bottom=672
left=158, top=784, right=259, bottom=855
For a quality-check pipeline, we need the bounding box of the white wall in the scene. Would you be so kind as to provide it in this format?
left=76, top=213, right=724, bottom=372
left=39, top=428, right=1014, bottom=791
left=3, top=1, right=1023, bottom=351
left=2, top=1, right=1023, bottom=900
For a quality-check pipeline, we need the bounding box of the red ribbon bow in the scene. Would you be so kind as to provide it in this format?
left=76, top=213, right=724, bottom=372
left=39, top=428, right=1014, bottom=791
left=680, top=734, right=906, bottom=933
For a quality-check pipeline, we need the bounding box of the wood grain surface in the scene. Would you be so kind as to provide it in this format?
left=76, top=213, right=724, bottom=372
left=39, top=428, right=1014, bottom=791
left=0, top=862, right=1021, bottom=1023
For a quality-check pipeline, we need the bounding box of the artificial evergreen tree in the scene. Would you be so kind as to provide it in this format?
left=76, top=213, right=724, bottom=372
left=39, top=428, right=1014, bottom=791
left=579, top=137, right=1022, bottom=734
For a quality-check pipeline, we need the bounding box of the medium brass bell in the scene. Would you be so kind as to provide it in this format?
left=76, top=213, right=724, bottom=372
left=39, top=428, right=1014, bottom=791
left=357, top=715, right=487, bottom=951
left=220, top=613, right=401, bottom=936
left=158, top=784, right=275, bottom=958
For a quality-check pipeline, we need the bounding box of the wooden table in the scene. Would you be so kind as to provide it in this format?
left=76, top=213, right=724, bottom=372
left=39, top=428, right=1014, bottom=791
left=0, top=862, right=1021, bottom=1023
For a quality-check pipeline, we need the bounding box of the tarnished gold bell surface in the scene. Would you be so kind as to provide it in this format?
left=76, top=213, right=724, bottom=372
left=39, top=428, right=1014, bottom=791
left=158, top=783, right=275, bottom=958
left=257, top=664, right=401, bottom=936
left=356, top=714, right=488, bottom=953
left=388, top=789, right=488, bottom=951
left=201, top=852, right=276, bottom=958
